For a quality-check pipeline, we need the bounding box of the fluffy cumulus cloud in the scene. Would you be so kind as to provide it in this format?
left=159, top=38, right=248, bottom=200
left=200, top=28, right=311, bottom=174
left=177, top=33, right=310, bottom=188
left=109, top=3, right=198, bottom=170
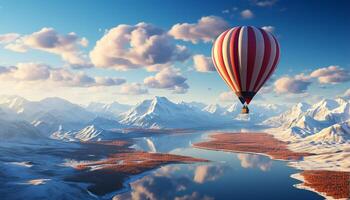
left=0, top=62, right=125, bottom=87
left=168, top=16, right=229, bottom=43
left=274, top=65, right=349, bottom=94
left=90, top=23, right=189, bottom=71
left=144, top=67, right=189, bottom=94
left=274, top=74, right=311, bottom=94
left=310, top=65, right=350, bottom=84
left=240, top=9, right=254, bottom=19
left=193, top=54, right=215, bottom=72
left=12, top=63, right=50, bottom=80
left=3, top=28, right=91, bottom=68
left=0, top=33, right=20, bottom=44
left=118, top=83, right=148, bottom=95
left=261, top=26, right=275, bottom=33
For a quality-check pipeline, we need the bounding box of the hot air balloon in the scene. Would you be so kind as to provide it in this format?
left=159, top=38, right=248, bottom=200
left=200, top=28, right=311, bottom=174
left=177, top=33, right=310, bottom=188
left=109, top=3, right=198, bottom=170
left=212, top=26, right=280, bottom=114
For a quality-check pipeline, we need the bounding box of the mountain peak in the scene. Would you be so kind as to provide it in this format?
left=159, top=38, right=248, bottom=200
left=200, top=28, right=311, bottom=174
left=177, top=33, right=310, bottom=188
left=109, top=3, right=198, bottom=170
left=151, top=96, right=171, bottom=104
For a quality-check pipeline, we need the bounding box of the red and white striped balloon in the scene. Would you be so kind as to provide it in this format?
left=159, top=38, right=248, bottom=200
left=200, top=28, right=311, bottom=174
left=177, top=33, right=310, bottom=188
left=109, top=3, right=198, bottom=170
left=212, top=26, right=280, bottom=104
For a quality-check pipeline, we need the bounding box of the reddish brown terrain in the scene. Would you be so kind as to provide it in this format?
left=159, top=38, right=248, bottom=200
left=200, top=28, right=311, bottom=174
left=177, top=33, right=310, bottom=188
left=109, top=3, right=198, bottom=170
left=300, top=170, right=350, bottom=199
left=193, top=132, right=312, bottom=160
left=65, top=140, right=207, bottom=195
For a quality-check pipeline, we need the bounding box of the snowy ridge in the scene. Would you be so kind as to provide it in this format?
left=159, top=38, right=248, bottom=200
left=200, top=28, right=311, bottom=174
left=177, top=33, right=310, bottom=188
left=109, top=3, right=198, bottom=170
left=266, top=97, right=350, bottom=142
left=265, top=98, right=350, bottom=172
left=119, top=96, right=222, bottom=129
left=86, top=101, right=131, bottom=118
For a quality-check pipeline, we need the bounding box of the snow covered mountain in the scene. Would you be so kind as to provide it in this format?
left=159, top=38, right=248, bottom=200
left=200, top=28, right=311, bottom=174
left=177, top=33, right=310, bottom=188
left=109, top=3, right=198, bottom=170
left=263, top=102, right=311, bottom=128
left=85, top=101, right=131, bottom=119
left=119, top=96, right=223, bottom=129
left=266, top=97, right=350, bottom=144
left=50, top=124, right=122, bottom=142
left=87, top=117, right=124, bottom=130
left=303, top=120, right=350, bottom=144
left=202, top=104, right=227, bottom=116
left=0, top=96, right=97, bottom=135
left=0, top=95, right=285, bottom=140
left=200, top=102, right=284, bottom=122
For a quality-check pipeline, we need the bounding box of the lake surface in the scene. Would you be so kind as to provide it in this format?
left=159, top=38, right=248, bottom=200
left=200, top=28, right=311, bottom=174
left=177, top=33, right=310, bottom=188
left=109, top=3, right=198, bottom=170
left=116, top=131, right=323, bottom=200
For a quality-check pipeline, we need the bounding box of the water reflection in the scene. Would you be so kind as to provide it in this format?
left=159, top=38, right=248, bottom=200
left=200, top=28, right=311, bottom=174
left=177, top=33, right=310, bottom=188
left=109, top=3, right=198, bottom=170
left=236, top=153, right=272, bottom=171
left=193, top=165, right=225, bottom=184
left=114, top=165, right=215, bottom=200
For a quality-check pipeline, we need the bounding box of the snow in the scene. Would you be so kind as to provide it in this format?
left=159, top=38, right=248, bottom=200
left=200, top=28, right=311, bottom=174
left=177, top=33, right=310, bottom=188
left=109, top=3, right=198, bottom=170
left=265, top=97, right=350, bottom=172
left=86, top=101, right=131, bottom=119
left=119, top=96, right=223, bottom=129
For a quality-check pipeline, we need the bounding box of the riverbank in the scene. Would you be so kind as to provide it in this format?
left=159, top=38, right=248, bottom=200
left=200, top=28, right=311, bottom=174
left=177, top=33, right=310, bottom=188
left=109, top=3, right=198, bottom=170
left=193, top=132, right=312, bottom=160
left=64, top=140, right=208, bottom=196
left=193, top=132, right=350, bottom=200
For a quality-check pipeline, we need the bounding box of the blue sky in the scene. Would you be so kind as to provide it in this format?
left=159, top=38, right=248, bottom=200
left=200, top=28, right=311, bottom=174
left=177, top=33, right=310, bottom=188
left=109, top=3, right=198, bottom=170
left=0, top=0, right=349, bottom=105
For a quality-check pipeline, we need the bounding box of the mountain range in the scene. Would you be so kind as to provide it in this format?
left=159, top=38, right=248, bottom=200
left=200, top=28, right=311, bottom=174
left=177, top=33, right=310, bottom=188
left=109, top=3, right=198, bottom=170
left=0, top=95, right=349, bottom=145
left=264, top=97, right=350, bottom=145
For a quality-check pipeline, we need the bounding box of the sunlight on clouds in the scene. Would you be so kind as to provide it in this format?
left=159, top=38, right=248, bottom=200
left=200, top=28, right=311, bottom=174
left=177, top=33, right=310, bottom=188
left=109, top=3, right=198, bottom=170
left=169, top=16, right=229, bottom=43
left=90, top=23, right=189, bottom=71
left=310, top=65, right=350, bottom=84
left=3, top=28, right=91, bottom=68
left=0, top=62, right=126, bottom=87
left=144, top=67, right=189, bottom=94
left=118, top=83, right=149, bottom=95
left=193, top=54, right=215, bottom=72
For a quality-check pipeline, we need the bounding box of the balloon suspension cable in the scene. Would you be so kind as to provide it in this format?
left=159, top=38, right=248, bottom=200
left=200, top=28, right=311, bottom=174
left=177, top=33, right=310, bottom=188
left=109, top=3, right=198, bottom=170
left=241, top=103, right=249, bottom=114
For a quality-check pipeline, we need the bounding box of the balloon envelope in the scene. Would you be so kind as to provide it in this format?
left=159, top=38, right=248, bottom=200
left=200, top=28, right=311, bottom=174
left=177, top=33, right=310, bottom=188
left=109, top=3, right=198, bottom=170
left=212, top=26, right=280, bottom=104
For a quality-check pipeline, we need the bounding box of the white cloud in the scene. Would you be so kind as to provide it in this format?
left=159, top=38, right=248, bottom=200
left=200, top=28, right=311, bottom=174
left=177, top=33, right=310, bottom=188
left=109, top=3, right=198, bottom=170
left=274, top=74, right=311, bottom=94
left=94, top=77, right=126, bottom=86
left=0, top=62, right=125, bottom=87
left=252, top=0, right=278, bottom=7
left=219, top=91, right=236, bottom=102
left=90, top=23, right=189, bottom=71
left=12, top=63, right=50, bottom=80
left=240, top=9, right=254, bottom=19
left=119, top=83, right=148, bottom=95
left=3, top=28, right=91, bottom=68
left=193, top=54, right=215, bottom=72
left=310, top=65, right=350, bottom=84
left=169, top=16, right=229, bottom=43
left=261, top=26, right=275, bottom=33
left=144, top=67, right=189, bottom=94
left=222, top=9, right=230, bottom=14
left=0, top=33, right=20, bottom=44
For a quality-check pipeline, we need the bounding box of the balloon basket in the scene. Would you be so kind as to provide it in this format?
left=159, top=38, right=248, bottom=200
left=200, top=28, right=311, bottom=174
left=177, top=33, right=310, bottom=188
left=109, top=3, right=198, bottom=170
left=241, top=105, right=249, bottom=114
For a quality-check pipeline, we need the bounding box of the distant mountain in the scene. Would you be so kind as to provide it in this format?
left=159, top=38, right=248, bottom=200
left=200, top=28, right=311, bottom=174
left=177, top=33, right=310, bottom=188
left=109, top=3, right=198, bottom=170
left=0, top=96, right=96, bottom=135
left=263, top=102, right=311, bottom=128
left=265, top=98, right=350, bottom=144
left=202, top=104, right=227, bottom=116
left=179, top=101, right=207, bottom=110
left=87, top=117, right=124, bottom=130
left=200, top=102, right=284, bottom=122
left=86, top=101, right=131, bottom=119
left=0, top=118, right=44, bottom=142
left=119, top=96, right=222, bottom=129
left=51, top=124, right=122, bottom=142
